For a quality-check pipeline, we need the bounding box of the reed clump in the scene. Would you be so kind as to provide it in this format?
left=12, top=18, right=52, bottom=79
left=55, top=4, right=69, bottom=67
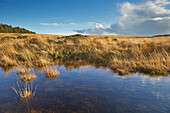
left=20, top=88, right=32, bottom=99
left=46, top=69, right=60, bottom=79
left=17, top=69, right=31, bottom=74
left=20, top=74, right=37, bottom=82
left=12, top=82, right=37, bottom=99
left=0, top=33, right=169, bottom=76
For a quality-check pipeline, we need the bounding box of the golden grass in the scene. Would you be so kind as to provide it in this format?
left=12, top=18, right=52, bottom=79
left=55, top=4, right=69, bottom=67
left=46, top=69, right=60, bottom=79
left=0, top=33, right=169, bottom=76
left=17, top=69, right=31, bottom=74
left=20, top=74, right=37, bottom=82
left=20, top=89, right=32, bottom=99
left=12, top=82, right=37, bottom=99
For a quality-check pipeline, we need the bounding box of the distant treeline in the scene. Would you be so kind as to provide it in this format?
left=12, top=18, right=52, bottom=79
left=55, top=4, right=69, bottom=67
left=0, top=24, right=35, bottom=34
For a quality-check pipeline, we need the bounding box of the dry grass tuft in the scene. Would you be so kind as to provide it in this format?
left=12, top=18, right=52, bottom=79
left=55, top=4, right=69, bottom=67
left=116, top=69, right=130, bottom=75
left=20, top=88, right=32, bottom=99
left=20, top=74, right=37, bottom=82
left=46, top=69, right=60, bottom=79
left=12, top=82, right=37, bottom=99
left=17, top=69, right=31, bottom=74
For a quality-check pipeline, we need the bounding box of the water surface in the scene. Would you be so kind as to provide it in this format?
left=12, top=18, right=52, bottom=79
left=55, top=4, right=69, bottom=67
left=0, top=65, right=170, bottom=113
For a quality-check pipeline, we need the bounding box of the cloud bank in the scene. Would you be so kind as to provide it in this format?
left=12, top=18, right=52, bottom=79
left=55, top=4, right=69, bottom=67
left=75, top=0, right=170, bottom=35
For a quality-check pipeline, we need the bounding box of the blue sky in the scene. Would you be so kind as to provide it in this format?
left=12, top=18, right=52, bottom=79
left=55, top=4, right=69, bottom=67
left=0, top=0, right=170, bottom=35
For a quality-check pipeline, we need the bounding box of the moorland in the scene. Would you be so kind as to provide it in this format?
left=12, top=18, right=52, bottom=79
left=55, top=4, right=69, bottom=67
left=0, top=33, right=169, bottom=76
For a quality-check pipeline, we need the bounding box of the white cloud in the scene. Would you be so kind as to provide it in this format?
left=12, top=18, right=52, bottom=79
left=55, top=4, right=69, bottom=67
left=40, top=22, right=96, bottom=27
left=75, top=0, right=170, bottom=35
left=95, top=23, right=104, bottom=29
left=40, top=23, right=63, bottom=26
left=41, top=32, right=78, bottom=35
left=150, top=16, right=170, bottom=21
left=154, top=0, right=170, bottom=5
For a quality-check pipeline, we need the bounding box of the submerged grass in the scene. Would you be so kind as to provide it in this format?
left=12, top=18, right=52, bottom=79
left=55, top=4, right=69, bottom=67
left=0, top=33, right=169, bottom=76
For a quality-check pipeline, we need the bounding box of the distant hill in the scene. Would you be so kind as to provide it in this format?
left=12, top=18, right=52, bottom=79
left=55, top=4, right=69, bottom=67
left=0, top=23, right=35, bottom=34
left=153, top=34, right=170, bottom=37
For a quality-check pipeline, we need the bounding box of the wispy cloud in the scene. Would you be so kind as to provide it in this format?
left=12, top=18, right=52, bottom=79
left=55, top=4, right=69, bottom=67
left=154, top=0, right=170, bottom=5
left=40, top=22, right=96, bottom=27
left=44, top=32, right=78, bottom=36
left=75, top=0, right=170, bottom=35
left=40, top=23, right=63, bottom=26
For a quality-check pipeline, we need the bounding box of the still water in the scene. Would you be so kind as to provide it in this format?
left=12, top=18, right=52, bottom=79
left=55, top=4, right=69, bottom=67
left=0, top=65, right=170, bottom=113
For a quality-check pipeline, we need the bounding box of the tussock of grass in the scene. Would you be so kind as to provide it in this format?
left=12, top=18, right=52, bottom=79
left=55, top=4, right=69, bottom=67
left=20, top=74, right=37, bottom=82
left=20, top=89, right=32, bottom=99
left=116, top=69, right=130, bottom=75
left=0, top=33, right=169, bottom=76
left=12, top=82, right=37, bottom=99
left=17, top=69, right=31, bottom=74
left=46, top=69, right=60, bottom=79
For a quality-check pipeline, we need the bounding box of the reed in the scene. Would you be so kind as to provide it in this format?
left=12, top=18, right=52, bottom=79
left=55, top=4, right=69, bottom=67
left=11, top=82, right=37, bottom=99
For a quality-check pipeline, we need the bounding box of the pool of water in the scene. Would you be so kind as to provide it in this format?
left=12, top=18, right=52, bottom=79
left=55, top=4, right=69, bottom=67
left=0, top=65, right=170, bottom=113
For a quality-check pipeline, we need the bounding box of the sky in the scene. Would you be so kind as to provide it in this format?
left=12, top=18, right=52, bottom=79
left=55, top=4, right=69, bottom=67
left=0, top=0, right=170, bottom=35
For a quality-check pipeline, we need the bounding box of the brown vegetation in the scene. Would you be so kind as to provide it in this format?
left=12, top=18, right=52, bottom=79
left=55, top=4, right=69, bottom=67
left=17, top=69, right=31, bottom=74
left=20, top=74, right=37, bottom=82
left=46, top=68, right=60, bottom=79
left=0, top=33, right=169, bottom=76
left=12, top=82, right=37, bottom=99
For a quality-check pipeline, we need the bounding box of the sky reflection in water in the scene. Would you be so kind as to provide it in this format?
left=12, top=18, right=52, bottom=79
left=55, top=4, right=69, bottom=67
left=0, top=65, right=170, bottom=113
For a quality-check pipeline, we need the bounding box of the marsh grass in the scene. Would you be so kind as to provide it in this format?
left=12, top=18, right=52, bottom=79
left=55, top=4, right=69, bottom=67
left=0, top=33, right=169, bottom=76
left=18, top=68, right=37, bottom=82
left=20, top=74, right=37, bottom=82
left=46, top=67, right=60, bottom=79
left=17, top=69, right=31, bottom=75
left=12, top=82, right=37, bottom=99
